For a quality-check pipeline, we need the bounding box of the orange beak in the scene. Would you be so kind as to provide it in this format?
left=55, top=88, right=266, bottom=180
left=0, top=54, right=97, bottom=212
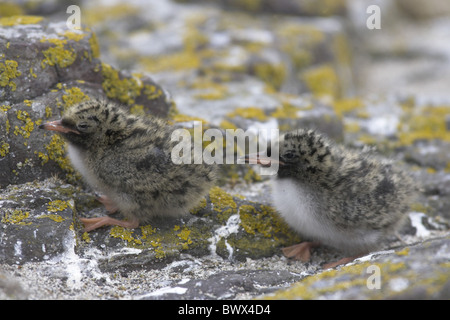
left=242, top=153, right=284, bottom=167
left=39, top=120, right=80, bottom=135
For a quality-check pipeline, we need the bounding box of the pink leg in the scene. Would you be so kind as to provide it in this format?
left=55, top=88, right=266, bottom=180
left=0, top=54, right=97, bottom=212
left=80, top=216, right=139, bottom=232
left=97, top=195, right=118, bottom=214
left=282, top=242, right=320, bottom=262
left=322, top=254, right=364, bottom=269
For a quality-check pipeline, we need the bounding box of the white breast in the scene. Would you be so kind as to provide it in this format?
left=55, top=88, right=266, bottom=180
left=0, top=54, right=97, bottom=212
left=271, top=178, right=325, bottom=240
left=67, top=144, right=100, bottom=190
left=271, top=178, right=382, bottom=253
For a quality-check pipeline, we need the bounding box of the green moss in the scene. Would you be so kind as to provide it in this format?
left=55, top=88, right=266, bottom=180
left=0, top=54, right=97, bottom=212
left=0, top=15, right=43, bottom=26
left=0, top=60, right=21, bottom=91
left=1, top=209, right=31, bottom=225
left=302, top=64, right=340, bottom=99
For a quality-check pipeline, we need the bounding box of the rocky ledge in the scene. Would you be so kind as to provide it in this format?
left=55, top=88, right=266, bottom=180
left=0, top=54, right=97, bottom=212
left=1, top=0, right=449, bottom=300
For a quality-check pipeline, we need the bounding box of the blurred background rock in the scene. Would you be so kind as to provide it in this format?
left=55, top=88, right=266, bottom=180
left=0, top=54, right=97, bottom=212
left=1, top=0, right=449, bottom=300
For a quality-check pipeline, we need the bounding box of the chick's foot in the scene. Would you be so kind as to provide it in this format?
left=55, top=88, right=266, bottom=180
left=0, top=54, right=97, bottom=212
left=282, top=241, right=320, bottom=262
left=80, top=216, right=139, bottom=232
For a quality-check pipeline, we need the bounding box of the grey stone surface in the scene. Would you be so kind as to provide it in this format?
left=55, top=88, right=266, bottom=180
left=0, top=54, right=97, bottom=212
left=0, top=0, right=449, bottom=300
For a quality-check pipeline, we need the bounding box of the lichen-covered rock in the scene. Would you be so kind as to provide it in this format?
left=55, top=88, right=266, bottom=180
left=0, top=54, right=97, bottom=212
left=0, top=0, right=449, bottom=301
left=0, top=178, right=80, bottom=264
left=266, top=237, right=450, bottom=300
left=0, top=17, right=173, bottom=187
left=74, top=185, right=300, bottom=273
left=175, top=0, right=348, bottom=17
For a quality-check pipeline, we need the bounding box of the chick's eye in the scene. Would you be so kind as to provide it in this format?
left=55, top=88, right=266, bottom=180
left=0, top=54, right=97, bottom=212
left=284, top=152, right=295, bottom=159
left=77, top=123, right=89, bottom=131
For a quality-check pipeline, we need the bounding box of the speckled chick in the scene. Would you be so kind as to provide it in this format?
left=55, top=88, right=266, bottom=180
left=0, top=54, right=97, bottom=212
left=39, top=100, right=216, bottom=232
left=248, top=129, right=416, bottom=268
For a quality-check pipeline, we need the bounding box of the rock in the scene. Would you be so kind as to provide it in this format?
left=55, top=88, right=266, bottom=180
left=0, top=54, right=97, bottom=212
left=175, top=0, right=348, bottom=17
left=0, top=178, right=85, bottom=265
left=396, top=0, right=450, bottom=19
left=0, top=17, right=173, bottom=187
left=0, top=0, right=449, bottom=301
left=267, top=237, right=450, bottom=300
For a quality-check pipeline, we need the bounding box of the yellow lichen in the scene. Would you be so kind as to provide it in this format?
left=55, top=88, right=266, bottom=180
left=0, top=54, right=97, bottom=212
left=175, top=225, right=193, bottom=250
left=47, top=200, right=68, bottom=212
left=37, top=214, right=66, bottom=222
left=209, top=186, right=237, bottom=222
left=140, top=51, right=200, bottom=73
left=62, top=87, right=90, bottom=109
left=253, top=63, right=286, bottom=91
left=395, top=247, right=410, bottom=256
left=227, top=107, right=268, bottom=121
left=0, top=3, right=24, bottom=16
left=302, top=64, right=340, bottom=99
left=129, top=104, right=145, bottom=116
left=45, top=106, right=52, bottom=118
left=40, top=38, right=76, bottom=69
left=87, top=30, right=101, bottom=59
left=0, top=60, right=21, bottom=91
left=110, top=226, right=142, bottom=245
left=333, top=98, right=365, bottom=118
left=0, top=141, right=10, bottom=157
left=43, top=134, right=77, bottom=181
left=398, top=105, right=450, bottom=145
left=1, top=209, right=31, bottom=225
left=0, top=15, right=42, bottom=26
left=101, top=63, right=143, bottom=105
left=143, top=84, right=163, bottom=100
left=14, top=110, right=34, bottom=139
left=60, top=31, right=86, bottom=42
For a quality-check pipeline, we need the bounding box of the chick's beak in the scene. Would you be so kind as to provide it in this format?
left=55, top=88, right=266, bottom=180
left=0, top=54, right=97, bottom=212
left=39, top=120, right=80, bottom=135
left=241, top=152, right=283, bottom=167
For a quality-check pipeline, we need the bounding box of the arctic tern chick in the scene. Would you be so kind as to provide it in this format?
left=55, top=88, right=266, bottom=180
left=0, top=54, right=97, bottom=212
left=40, top=100, right=216, bottom=232
left=246, top=129, right=416, bottom=268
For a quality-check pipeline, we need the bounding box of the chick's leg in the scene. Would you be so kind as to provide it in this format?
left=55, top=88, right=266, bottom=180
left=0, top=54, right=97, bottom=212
left=282, top=242, right=320, bottom=262
left=322, top=254, right=364, bottom=269
left=80, top=216, right=139, bottom=232
left=97, top=195, right=119, bottom=214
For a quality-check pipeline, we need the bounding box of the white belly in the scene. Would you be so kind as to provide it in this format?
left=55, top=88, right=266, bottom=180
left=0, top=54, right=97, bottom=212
left=271, top=178, right=381, bottom=253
